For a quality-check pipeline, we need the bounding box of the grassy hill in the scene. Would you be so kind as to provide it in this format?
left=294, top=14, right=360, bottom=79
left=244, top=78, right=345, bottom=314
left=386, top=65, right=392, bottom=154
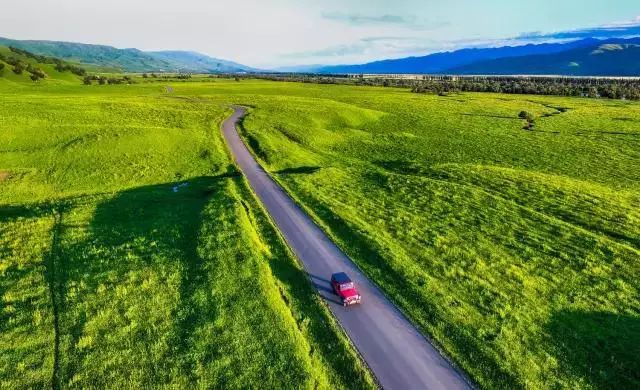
left=0, top=37, right=255, bottom=73
left=147, top=51, right=258, bottom=73
left=0, top=46, right=87, bottom=84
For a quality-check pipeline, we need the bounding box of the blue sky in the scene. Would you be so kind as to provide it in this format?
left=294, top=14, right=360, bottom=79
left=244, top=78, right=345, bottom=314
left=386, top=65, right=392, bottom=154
left=1, top=0, right=640, bottom=67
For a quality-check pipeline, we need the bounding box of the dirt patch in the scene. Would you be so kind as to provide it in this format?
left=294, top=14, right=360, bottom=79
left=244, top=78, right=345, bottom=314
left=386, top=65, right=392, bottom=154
left=0, top=171, right=10, bottom=182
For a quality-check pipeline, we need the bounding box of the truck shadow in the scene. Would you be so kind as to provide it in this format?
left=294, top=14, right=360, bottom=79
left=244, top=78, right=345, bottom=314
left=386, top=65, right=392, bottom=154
left=307, top=273, right=343, bottom=305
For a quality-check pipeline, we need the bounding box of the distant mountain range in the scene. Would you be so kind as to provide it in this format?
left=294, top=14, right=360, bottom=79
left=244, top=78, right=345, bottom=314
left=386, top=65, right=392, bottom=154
left=0, top=37, right=256, bottom=73
left=2, top=35, right=640, bottom=76
left=449, top=38, right=640, bottom=76
left=313, top=37, right=640, bottom=76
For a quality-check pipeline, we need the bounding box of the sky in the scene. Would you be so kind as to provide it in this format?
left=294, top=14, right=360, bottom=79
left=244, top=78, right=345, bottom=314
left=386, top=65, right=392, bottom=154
left=1, top=0, right=640, bottom=68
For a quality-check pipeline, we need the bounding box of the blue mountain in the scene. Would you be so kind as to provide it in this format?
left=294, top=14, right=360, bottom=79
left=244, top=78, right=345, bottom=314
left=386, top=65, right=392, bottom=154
left=315, top=39, right=602, bottom=74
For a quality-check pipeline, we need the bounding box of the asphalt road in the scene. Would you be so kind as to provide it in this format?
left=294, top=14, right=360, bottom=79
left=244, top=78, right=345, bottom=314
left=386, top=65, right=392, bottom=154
left=222, top=107, right=472, bottom=390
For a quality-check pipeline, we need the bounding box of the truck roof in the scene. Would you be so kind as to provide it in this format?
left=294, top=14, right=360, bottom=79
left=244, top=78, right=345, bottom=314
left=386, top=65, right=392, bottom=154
left=332, top=272, right=352, bottom=284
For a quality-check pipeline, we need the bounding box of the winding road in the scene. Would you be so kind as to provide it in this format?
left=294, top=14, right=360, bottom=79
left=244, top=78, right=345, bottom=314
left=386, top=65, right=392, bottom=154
left=222, top=107, right=472, bottom=390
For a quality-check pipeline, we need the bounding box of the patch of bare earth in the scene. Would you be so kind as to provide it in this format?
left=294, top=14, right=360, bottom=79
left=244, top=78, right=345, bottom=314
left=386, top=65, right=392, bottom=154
left=0, top=171, right=10, bottom=182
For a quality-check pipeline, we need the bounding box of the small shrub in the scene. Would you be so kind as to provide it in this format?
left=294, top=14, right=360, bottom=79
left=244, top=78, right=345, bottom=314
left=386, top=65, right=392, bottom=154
left=12, top=63, right=24, bottom=75
left=518, top=111, right=534, bottom=121
left=26, top=65, right=46, bottom=79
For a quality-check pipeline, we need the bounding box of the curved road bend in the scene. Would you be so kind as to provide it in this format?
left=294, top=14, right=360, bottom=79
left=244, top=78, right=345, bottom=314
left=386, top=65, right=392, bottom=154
left=222, top=107, right=471, bottom=390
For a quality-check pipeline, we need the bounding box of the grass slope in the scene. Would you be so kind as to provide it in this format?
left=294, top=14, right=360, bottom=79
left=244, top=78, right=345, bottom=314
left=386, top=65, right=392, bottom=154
left=0, top=46, right=83, bottom=85
left=0, top=81, right=374, bottom=389
left=198, top=81, right=637, bottom=389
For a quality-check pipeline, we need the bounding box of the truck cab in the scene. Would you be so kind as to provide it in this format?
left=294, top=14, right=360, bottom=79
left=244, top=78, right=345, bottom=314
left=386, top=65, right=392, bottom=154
left=331, top=272, right=362, bottom=306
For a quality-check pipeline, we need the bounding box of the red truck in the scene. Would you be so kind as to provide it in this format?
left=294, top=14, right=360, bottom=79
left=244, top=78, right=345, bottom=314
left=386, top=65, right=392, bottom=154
left=331, top=272, right=362, bottom=306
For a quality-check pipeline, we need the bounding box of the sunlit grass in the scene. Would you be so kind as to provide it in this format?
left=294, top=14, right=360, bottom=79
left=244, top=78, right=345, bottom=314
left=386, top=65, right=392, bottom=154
left=0, top=81, right=374, bottom=389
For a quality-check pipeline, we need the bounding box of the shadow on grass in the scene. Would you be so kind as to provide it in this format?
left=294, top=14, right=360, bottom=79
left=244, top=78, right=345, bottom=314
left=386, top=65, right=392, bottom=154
left=0, top=204, right=52, bottom=222
left=53, top=175, right=235, bottom=385
left=274, top=166, right=321, bottom=175
left=461, top=113, right=517, bottom=120
left=547, top=310, right=640, bottom=389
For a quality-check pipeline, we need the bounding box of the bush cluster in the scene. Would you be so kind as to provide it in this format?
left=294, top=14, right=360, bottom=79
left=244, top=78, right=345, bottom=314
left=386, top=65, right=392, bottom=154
left=0, top=52, right=46, bottom=80
left=83, top=75, right=135, bottom=85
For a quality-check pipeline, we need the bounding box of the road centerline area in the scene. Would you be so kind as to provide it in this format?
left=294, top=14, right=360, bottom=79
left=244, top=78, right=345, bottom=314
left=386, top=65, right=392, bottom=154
left=221, top=106, right=471, bottom=390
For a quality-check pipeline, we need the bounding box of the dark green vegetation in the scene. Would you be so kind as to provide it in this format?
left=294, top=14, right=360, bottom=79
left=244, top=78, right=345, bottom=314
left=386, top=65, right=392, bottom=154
left=2, top=73, right=638, bottom=389
left=0, top=79, right=375, bottom=388
left=252, top=73, right=640, bottom=101
left=410, top=76, right=640, bottom=100
left=0, top=37, right=254, bottom=73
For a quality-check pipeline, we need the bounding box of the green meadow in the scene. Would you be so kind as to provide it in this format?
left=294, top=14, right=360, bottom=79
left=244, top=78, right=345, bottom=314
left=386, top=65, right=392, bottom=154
left=231, top=82, right=640, bottom=389
left=0, top=76, right=374, bottom=388
left=1, top=65, right=639, bottom=389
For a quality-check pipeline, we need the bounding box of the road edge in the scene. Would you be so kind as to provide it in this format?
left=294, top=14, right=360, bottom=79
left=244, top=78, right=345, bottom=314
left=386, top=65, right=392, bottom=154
left=219, top=106, right=381, bottom=389
left=227, top=105, right=476, bottom=389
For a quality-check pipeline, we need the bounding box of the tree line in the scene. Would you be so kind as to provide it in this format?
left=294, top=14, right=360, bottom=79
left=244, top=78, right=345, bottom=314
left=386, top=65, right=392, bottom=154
left=83, top=75, right=134, bottom=85
left=238, top=73, right=640, bottom=101
left=0, top=52, right=46, bottom=81
left=410, top=77, right=640, bottom=100
left=7, top=46, right=86, bottom=76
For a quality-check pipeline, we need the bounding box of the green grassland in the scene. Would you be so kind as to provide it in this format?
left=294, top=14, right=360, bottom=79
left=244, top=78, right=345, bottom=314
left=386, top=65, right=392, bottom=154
left=197, top=81, right=638, bottom=389
left=1, top=74, right=639, bottom=389
left=0, top=80, right=375, bottom=388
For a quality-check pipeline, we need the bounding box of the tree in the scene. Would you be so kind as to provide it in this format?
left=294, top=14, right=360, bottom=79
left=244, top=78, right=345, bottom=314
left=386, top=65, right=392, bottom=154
left=518, top=111, right=535, bottom=122
left=83, top=75, right=93, bottom=85
left=519, top=110, right=535, bottom=129
left=12, top=63, right=24, bottom=74
left=0, top=63, right=4, bottom=72
left=26, top=65, right=45, bottom=79
left=142, top=73, right=148, bottom=78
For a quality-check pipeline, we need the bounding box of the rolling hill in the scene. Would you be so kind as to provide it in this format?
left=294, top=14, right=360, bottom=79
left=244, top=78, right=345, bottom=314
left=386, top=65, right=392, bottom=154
left=0, top=45, right=86, bottom=84
left=147, top=51, right=258, bottom=73
left=0, top=37, right=255, bottom=73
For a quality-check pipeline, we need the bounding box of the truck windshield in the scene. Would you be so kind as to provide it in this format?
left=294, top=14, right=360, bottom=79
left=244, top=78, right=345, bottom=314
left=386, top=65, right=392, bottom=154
left=340, top=282, right=354, bottom=290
